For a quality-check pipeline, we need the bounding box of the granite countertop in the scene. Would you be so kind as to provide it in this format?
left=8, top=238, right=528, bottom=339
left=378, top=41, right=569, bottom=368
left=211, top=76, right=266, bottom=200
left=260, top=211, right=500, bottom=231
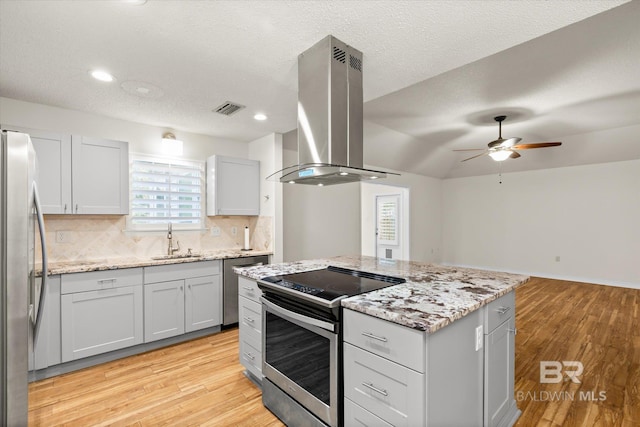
left=40, top=249, right=272, bottom=276
left=234, top=255, right=529, bottom=334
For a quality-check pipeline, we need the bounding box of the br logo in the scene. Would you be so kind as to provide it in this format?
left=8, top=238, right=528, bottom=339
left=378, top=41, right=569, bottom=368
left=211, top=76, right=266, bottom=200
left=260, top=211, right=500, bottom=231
left=540, top=361, right=583, bottom=384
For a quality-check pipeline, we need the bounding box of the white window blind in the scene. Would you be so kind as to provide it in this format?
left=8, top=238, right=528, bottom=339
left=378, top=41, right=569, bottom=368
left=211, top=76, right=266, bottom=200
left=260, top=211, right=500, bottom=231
left=377, top=198, right=398, bottom=245
left=130, top=156, right=203, bottom=228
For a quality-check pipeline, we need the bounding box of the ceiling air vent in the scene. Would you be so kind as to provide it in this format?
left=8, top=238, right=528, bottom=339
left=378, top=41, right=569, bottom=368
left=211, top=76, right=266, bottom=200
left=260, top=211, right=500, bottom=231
left=213, top=101, right=245, bottom=116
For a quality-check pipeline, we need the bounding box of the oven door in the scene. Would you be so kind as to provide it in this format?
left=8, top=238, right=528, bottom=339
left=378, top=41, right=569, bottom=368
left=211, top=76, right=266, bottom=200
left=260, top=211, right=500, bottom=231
left=261, top=294, right=338, bottom=426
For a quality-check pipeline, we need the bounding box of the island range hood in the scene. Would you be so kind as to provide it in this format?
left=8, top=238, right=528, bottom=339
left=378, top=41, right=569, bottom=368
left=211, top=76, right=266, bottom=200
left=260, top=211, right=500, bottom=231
left=268, top=35, right=395, bottom=186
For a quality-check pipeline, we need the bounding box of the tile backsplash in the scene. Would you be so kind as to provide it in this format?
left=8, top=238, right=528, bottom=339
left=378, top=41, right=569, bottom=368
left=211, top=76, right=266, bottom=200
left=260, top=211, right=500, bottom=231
left=41, top=215, right=273, bottom=263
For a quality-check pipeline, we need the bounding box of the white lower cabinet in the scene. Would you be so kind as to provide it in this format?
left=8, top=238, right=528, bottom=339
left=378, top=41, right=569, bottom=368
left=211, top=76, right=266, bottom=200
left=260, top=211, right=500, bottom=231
left=344, top=343, right=424, bottom=426
left=344, top=397, right=392, bottom=427
left=344, top=292, right=517, bottom=427
left=61, top=268, right=144, bottom=362
left=144, top=261, right=221, bottom=343
left=144, top=280, right=185, bottom=342
left=238, top=276, right=263, bottom=381
left=484, top=293, right=518, bottom=427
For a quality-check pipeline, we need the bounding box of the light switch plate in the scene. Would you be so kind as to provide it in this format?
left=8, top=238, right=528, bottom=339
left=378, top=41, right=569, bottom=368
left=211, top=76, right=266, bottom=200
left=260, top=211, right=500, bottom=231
left=210, top=226, right=221, bottom=237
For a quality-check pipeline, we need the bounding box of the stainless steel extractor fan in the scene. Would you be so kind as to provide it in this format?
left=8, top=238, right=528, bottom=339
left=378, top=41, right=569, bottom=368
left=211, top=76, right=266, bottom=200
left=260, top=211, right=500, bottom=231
left=454, top=115, right=562, bottom=162
left=267, top=35, right=397, bottom=186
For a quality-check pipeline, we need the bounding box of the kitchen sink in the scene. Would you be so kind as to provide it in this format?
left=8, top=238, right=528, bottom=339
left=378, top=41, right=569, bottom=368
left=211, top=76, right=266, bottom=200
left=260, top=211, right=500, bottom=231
left=151, top=253, right=203, bottom=260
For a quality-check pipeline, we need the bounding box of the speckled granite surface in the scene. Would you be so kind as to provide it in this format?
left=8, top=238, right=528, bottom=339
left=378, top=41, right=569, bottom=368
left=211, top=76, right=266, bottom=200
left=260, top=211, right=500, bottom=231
left=235, top=255, right=529, bottom=333
left=40, top=249, right=272, bottom=276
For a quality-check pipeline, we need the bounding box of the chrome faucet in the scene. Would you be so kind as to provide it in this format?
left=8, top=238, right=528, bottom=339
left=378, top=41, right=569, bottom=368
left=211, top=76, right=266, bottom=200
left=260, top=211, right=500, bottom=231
left=167, top=223, right=180, bottom=255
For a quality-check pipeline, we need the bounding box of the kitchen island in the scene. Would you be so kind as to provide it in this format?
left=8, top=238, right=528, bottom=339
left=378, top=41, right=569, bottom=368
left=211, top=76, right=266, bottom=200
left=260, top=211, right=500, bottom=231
left=235, top=255, right=529, bottom=427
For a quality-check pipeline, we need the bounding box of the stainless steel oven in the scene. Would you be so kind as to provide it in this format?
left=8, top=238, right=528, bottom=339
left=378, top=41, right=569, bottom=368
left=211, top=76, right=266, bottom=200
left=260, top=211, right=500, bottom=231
left=261, top=293, right=339, bottom=426
left=257, top=266, right=406, bottom=427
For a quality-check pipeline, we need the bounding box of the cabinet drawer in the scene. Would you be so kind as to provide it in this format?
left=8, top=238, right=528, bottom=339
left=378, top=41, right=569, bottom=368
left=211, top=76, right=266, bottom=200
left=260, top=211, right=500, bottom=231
left=239, top=296, right=262, bottom=339
left=343, top=309, right=425, bottom=372
left=344, top=398, right=393, bottom=427
left=239, top=276, right=261, bottom=303
left=240, top=336, right=262, bottom=379
left=144, top=260, right=220, bottom=283
left=484, top=291, right=515, bottom=332
left=344, top=343, right=424, bottom=427
left=61, top=268, right=143, bottom=294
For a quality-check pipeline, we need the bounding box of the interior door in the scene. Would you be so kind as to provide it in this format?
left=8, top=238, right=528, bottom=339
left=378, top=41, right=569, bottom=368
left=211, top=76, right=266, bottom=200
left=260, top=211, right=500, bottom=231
left=375, top=194, right=402, bottom=260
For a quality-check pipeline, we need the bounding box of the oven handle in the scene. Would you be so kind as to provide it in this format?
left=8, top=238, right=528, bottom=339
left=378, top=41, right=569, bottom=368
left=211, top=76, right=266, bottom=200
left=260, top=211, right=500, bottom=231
left=261, top=297, right=335, bottom=333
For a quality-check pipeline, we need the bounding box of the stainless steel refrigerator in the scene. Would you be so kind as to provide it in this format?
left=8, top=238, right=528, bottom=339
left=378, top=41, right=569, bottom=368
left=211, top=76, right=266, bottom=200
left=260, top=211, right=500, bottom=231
left=1, top=129, right=48, bottom=426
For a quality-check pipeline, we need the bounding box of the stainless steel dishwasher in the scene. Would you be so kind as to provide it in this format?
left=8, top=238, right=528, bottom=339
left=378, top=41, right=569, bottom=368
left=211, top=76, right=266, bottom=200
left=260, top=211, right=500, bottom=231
left=222, top=255, right=269, bottom=326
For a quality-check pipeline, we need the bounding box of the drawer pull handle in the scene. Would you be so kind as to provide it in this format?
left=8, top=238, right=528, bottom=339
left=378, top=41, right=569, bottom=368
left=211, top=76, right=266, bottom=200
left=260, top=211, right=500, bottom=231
left=496, top=306, right=511, bottom=315
left=243, top=316, right=255, bottom=323
left=362, top=382, right=388, bottom=396
left=508, top=328, right=518, bottom=335
left=362, top=332, right=388, bottom=342
left=97, top=278, right=116, bottom=284
left=243, top=352, right=255, bottom=360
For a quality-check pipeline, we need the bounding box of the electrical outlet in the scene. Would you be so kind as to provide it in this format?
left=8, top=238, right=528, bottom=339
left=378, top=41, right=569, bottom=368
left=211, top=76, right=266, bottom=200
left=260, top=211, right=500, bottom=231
left=231, top=226, right=237, bottom=236
left=210, top=226, right=221, bottom=237
left=555, top=256, right=561, bottom=262
left=475, top=325, right=483, bottom=351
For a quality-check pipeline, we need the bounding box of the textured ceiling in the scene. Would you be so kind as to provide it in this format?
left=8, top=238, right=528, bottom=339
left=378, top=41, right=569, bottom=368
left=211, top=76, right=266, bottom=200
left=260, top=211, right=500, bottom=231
left=0, top=0, right=636, bottom=178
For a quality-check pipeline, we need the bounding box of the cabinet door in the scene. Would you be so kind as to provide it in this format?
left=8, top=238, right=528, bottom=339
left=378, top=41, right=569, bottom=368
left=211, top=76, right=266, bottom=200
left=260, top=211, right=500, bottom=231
left=144, top=280, right=185, bottom=342
left=61, top=285, right=143, bottom=362
left=185, top=275, right=222, bottom=333
left=7, top=126, right=71, bottom=214
left=71, top=135, right=129, bottom=214
left=207, top=155, right=259, bottom=215
left=485, top=316, right=516, bottom=427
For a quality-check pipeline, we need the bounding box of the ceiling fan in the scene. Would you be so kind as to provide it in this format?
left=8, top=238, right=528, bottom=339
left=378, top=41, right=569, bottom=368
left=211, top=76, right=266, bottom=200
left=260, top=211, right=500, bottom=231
left=454, top=115, right=562, bottom=162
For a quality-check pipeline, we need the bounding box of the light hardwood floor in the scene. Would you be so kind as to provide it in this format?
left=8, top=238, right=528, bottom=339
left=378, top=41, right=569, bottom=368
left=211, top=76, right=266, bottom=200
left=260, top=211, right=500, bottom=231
left=29, top=277, right=639, bottom=426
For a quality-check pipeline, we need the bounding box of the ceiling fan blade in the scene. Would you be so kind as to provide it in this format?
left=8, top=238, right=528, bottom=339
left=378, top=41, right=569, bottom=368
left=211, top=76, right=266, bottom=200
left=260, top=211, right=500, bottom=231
left=511, top=142, right=562, bottom=149
left=452, top=148, right=486, bottom=152
left=509, top=151, right=521, bottom=159
left=461, top=151, right=488, bottom=162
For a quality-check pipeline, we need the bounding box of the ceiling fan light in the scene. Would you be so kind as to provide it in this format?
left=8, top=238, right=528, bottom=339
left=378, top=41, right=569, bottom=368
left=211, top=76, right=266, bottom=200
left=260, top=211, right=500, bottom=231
left=489, top=150, right=512, bottom=161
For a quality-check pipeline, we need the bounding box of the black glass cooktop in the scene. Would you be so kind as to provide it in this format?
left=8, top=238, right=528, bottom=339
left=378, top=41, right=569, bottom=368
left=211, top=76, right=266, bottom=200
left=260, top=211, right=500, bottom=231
left=260, top=266, right=406, bottom=303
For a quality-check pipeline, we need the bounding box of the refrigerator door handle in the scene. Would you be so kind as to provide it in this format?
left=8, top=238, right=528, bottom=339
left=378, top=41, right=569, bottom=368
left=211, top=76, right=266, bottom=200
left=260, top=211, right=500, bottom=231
left=33, top=183, right=48, bottom=344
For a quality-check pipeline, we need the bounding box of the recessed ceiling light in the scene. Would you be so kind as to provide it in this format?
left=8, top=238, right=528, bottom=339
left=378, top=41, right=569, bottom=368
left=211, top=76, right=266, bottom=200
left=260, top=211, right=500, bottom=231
left=90, top=70, right=114, bottom=82
left=370, top=176, right=378, bottom=180
left=317, top=183, right=324, bottom=187
left=288, top=181, right=296, bottom=184
left=254, top=113, right=267, bottom=121
left=339, top=172, right=348, bottom=176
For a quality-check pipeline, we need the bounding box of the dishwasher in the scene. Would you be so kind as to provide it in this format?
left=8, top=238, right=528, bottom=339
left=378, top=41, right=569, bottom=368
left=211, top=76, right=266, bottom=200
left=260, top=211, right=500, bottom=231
left=222, top=255, right=269, bottom=326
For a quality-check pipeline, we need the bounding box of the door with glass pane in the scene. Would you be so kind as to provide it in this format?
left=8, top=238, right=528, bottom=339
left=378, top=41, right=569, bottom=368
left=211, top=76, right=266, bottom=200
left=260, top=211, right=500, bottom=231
left=376, top=194, right=402, bottom=260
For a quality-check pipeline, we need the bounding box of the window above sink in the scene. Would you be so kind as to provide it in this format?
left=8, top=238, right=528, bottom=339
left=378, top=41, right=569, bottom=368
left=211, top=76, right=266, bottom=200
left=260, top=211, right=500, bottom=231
left=129, top=155, right=204, bottom=231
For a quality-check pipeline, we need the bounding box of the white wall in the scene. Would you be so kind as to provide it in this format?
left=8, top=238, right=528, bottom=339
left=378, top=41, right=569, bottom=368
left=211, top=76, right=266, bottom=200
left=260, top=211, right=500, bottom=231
left=442, top=159, right=640, bottom=288
left=282, top=146, right=361, bottom=262
left=0, top=97, right=247, bottom=160
left=249, top=133, right=283, bottom=262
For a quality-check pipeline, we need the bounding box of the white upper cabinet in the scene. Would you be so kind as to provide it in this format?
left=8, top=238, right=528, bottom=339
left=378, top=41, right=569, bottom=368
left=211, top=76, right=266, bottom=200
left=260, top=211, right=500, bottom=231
left=71, top=135, right=129, bottom=214
left=207, top=155, right=260, bottom=216
left=6, top=126, right=72, bottom=213
left=7, top=126, right=129, bottom=215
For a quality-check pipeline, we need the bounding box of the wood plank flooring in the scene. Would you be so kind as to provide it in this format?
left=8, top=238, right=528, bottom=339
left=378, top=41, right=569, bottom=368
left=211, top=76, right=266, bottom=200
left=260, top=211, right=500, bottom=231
left=514, top=277, right=639, bottom=427
left=29, top=277, right=639, bottom=426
